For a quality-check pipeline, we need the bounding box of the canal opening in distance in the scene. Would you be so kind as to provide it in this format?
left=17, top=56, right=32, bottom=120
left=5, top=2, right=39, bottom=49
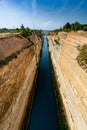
left=28, top=35, right=58, bottom=130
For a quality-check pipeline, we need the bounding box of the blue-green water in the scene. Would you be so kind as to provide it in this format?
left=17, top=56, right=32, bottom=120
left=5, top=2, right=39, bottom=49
left=28, top=35, right=58, bottom=130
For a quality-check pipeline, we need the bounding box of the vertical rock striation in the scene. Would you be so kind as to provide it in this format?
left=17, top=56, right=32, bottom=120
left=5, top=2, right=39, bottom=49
left=48, top=31, right=87, bottom=130
left=0, top=34, right=42, bottom=130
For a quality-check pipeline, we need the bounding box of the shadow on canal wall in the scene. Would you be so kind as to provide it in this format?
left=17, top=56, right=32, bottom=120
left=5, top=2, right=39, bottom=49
left=20, top=43, right=43, bottom=130
left=0, top=33, right=43, bottom=130
left=48, top=43, right=69, bottom=130
left=20, top=72, right=37, bottom=130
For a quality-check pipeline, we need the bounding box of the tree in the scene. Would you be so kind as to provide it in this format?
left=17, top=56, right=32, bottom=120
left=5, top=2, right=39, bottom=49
left=20, top=24, right=28, bottom=37
left=73, top=22, right=81, bottom=31
left=83, top=26, right=87, bottom=31
left=1, top=28, right=8, bottom=33
left=71, top=24, right=74, bottom=30
left=63, top=22, right=71, bottom=30
left=20, top=24, right=25, bottom=30
left=26, top=27, right=32, bottom=35
left=16, top=28, right=20, bottom=32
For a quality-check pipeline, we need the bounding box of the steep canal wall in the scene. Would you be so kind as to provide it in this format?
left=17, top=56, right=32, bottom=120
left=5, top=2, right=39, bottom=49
left=0, top=34, right=42, bottom=130
left=47, top=31, right=87, bottom=130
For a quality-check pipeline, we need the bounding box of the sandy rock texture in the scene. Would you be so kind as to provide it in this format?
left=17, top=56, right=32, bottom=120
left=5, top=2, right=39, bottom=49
left=48, top=31, right=87, bottom=130
left=0, top=34, right=42, bottom=130
left=0, top=35, right=29, bottom=60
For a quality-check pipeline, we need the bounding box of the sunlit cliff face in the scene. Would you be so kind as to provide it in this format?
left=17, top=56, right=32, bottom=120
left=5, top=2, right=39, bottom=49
left=0, top=34, right=42, bottom=130
left=48, top=31, right=87, bottom=130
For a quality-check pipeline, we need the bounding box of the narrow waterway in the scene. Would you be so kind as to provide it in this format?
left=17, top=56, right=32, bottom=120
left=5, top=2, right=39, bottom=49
left=28, top=35, right=58, bottom=130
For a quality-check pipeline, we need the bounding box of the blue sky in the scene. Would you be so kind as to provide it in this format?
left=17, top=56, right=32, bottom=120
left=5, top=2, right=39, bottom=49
left=0, top=0, right=87, bottom=30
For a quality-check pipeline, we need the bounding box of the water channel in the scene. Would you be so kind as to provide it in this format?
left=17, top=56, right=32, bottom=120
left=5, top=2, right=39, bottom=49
left=28, top=35, right=58, bottom=130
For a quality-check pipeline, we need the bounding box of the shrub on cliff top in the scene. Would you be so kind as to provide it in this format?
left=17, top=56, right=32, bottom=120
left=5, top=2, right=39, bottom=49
left=77, top=44, right=87, bottom=66
left=20, top=24, right=32, bottom=38
left=83, top=26, right=87, bottom=31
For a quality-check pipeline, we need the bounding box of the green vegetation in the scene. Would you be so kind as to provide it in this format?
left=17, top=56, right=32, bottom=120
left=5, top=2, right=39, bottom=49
left=77, top=44, right=87, bottom=67
left=53, top=22, right=87, bottom=32
left=54, top=39, right=60, bottom=45
left=0, top=27, right=20, bottom=33
left=20, top=24, right=33, bottom=37
left=0, top=24, right=33, bottom=37
left=0, top=24, right=44, bottom=40
left=83, top=26, right=87, bottom=31
left=62, top=22, right=87, bottom=32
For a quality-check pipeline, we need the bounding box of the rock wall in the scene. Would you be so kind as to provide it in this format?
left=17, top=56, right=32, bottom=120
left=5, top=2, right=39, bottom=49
left=48, top=31, right=87, bottom=130
left=0, top=35, right=42, bottom=130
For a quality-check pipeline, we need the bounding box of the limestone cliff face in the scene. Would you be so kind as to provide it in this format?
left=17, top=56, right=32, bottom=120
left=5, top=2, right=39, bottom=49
left=48, top=31, right=87, bottom=130
left=0, top=35, right=42, bottom=130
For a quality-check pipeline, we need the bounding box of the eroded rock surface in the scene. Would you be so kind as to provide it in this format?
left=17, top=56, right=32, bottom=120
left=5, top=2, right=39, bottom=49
left=0, top=34, right=42, bottom=130
left=48, top=31, right=87, bottom=130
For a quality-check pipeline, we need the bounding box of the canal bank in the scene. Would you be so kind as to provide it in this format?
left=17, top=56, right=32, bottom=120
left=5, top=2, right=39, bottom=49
left=0, top=33, right=43, bottom=130
left=28, top=35, right=58, bottom=130
left=20, top=42, right=43, bottom=130
left=47, top=34, right=70, bottom=130
left=49, top=51, right=69, bottom=130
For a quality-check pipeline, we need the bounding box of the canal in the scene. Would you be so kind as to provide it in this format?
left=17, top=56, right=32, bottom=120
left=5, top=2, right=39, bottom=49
left=28, top=35, right=58, bottom=130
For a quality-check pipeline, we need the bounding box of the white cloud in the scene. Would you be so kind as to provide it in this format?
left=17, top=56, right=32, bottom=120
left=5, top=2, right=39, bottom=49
left=0, top=0, right=86, bottom=30
left=32, top=0, right=37, bottom=15
left=41, top=21, right=58, bottom=30
left=0, top=0, right=32, bottom=28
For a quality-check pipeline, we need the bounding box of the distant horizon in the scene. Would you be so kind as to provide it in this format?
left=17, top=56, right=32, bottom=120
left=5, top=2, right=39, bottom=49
left=0, top=21, right=87, bottom=32
left=0, top=0, right=87, bottom=30
left=0, top=21, right=87, bottom=30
